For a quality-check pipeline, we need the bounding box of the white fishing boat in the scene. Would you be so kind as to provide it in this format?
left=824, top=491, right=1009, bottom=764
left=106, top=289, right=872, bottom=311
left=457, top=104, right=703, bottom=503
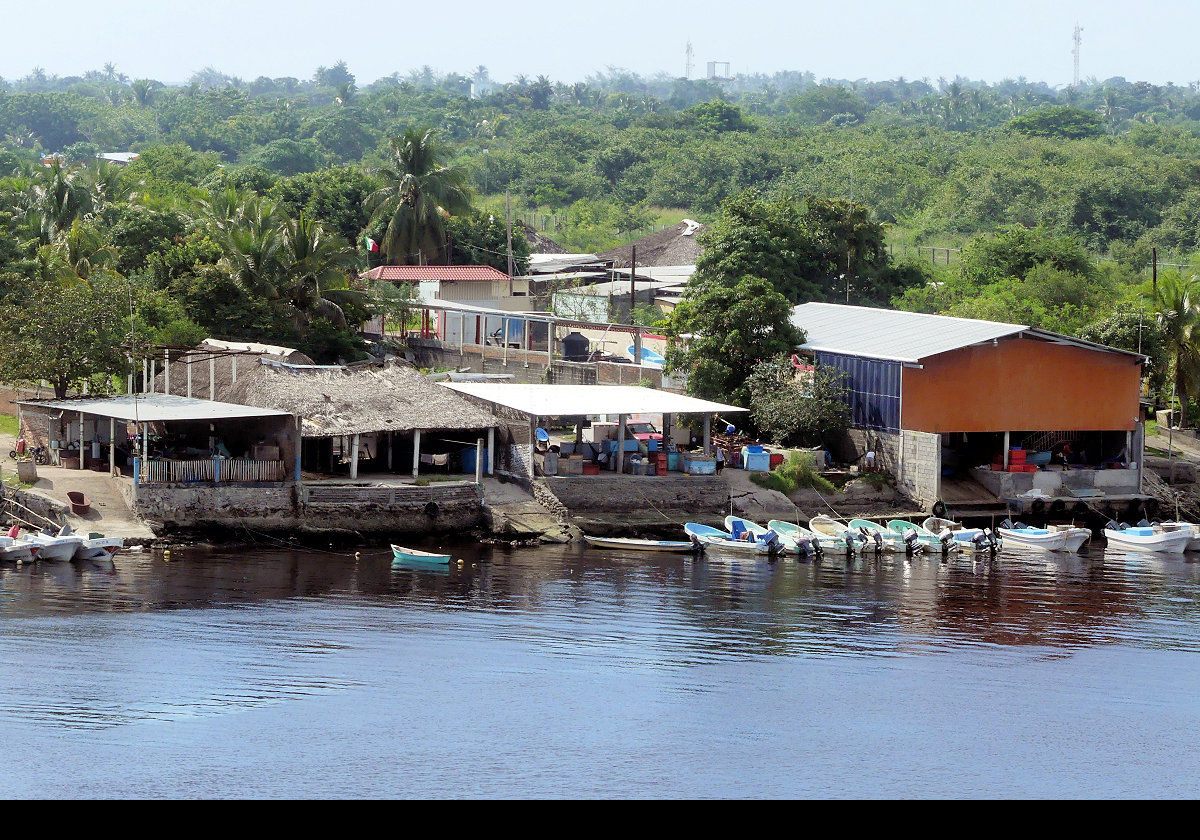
left=727, top=516, right=817, bottom=556
left=996, top=520, right=1069, bottom=552
left=809, top=515, right=866, bottom=549
left=74, top=535, right=124, bottom=560
left=1161, top=521, right=1200, bottom=551
left=922, top=517, right=999, bottom=553
left=849, top=519, right=923, bottom=553
left=1104, top=522, right=1193, bottom=554
left=684, top=523, right=777, bottom=555
left=27, top=529, right=85, bottom=562
left=1046, top=525, right=1091, bottom=553
left=887, top=519, right=957, bottom=553
left=583, top=535, right=695, bottom=553
left=0, top=536, right=38, bottom=563
left=768, top=520, right=852, bottom=554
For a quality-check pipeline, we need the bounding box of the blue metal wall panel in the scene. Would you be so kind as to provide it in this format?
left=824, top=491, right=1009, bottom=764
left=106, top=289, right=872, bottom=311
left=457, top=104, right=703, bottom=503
left=815, top=352, right=901, bottom=433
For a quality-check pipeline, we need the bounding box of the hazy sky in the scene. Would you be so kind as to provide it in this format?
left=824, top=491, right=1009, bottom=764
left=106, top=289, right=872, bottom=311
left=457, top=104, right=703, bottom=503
left=2, top=0, right=1197, bottom=87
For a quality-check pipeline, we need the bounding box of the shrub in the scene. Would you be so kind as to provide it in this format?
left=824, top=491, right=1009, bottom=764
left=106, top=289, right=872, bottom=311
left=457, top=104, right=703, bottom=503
left=749, top=451, right=836, bottom=495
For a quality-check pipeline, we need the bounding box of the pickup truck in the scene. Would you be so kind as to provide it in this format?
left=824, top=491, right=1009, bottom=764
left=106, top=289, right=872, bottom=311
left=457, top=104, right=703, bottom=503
left=626, top=422, right=664, bottom=443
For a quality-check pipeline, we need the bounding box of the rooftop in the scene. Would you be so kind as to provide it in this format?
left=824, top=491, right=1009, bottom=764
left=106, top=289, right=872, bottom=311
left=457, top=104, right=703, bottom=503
left=441, top=383, right=746, bottom=417
left=598, top=220, right=708, bottom=268
left=18, top=393, right=292, bottom=423
left=362, top=265, right=511, bottom=283
left=791, top=302, right=1143, bottom=364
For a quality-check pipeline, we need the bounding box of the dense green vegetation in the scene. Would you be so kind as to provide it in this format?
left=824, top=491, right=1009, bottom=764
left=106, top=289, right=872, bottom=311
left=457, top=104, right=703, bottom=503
left=4, top=61, right=1200, bottom=406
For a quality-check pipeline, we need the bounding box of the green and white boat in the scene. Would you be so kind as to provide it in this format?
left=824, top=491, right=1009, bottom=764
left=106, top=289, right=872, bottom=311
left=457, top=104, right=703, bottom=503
left=391, top=545, right=452, bottom=564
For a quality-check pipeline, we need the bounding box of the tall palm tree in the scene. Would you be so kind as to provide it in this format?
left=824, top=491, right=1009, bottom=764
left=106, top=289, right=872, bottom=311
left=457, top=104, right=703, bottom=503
left=27, top=159, right=94, bottom=243
left=1151, top=275, right=1200, bottom=426
left=279, top=214, right=357, bottom=327
left=367, top=128, right=471, bottom=265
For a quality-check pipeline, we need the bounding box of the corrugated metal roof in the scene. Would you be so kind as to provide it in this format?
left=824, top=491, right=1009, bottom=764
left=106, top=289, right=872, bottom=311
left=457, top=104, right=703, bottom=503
left=441, top=383, right=746, bottom=416
left=791, top=303, right=1027, bottom=363
left=362, top=265, right=510, bottom=283
left=18, top=394, right=292, bottom=422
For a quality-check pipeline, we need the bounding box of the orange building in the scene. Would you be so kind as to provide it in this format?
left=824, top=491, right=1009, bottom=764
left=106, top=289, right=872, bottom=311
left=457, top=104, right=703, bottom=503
left=791, top=303, right=1146, bottom=513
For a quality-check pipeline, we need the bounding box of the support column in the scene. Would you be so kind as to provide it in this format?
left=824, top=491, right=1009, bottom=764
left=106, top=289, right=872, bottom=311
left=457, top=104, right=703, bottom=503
left=487, top=427, right=495, bottom=476
left=1003, top=431, right=1010, bottom=469
left=548, top=319, right=555, bottom=364
left=528, top=417, right=536, bottom=478
left=475, top=437, right=484, bottom=485
left=127, top=354, right=133, bottom=394
left=164, top=350, right=170, bottom=395
left=141, top=421, right=148, bottom=465
left=209, top=356, right=215, bottom=400
left=186, top=352, right=192, bottom=398
left=109, top=416, right=115, bottom=476
left=616, top=414, right=627, bottom=474
left=633, top=330, right=643, bottom=365
left=350, top=433, right=360, bottom=480
left=150, top=359, right=156, bottom=392
left=142, top=357, right=147, bottom=392
left=387, top=431, right=393, bottom=471
left=502, top=317, right=509, bottom=366
left=78, top=412, right=85, bottom=469
left=231, top=355, right=237, bottom=384
left=412, top=429, right=422, bottom=477
left=703, top=414, right=711, bottom=457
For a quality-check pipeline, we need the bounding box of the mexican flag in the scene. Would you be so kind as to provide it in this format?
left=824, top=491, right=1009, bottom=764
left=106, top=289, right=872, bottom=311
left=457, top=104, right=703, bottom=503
left=365, top=237, right=379, bottom=253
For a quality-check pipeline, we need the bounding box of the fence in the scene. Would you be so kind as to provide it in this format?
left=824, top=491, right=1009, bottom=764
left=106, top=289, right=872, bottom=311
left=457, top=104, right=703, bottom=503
left=137, top=458, right=287, bottom=484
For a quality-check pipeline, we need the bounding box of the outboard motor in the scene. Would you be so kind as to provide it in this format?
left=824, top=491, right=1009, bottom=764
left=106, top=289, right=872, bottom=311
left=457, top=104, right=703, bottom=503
left=903, top=529, right=920, bottom=556
left=1000, top=518, right=1013, bottom=530
left=871, top=530, right=884, bottom=554
left=971, top=531, right=990, bottom=552
left=985, top=528, right=1000, bottom=553
left=938, top=531, right=953, bottom=555
left=1137, top=519, right=1151, bottom=528
left=811, top=538, right=823, bottom=557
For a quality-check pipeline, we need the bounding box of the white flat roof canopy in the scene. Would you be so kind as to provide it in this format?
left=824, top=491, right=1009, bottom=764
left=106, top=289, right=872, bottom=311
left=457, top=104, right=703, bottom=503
left=440, top=383, right=746, bottom=417
left=18, top=393, right=292, bottom=423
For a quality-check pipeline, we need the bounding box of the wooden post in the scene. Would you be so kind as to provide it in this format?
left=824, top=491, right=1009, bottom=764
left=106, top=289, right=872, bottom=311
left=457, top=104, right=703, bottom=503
left=78, top=412, right=85, bottom=470
left=150, top=359, right=156, bottom=392
left=528, top=417, right=536, bottom=478
left=164, top=350, right=170, bottom=395
left=142, top=357, right=147, bottom=392
left=703, top=414, right=711, bottom=457
left=487, top=427, right=495, bottom=476
left=209, top=356, right=215, bottom=400
left=186, top=352, right=192, bottom=398
left=231, top=355, right=237, bottom=385
left=412, top=429, right=422, bottom=477
left=141, top=421, right=148, bottom=465
left=633, top=330, right=643, bottom=366
left=350, top=433, right=360, bottom=480
left=1003, top=431, right=1010, bottom=468
left=502, top=317, right=509, bottom=366
left=127, top=354, right=133, bottom=394
left=547, top=318, right=555, bottom=365
left=387, top=431, right=393, bottom=471
left=475, top=437, right=484, bottom=485
left=616, top=414, right=627, bottom=474
left=109, top=416, right=116, bottom=476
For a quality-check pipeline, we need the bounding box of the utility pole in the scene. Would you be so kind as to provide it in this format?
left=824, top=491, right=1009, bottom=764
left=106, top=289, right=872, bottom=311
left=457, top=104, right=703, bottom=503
left=1072, top=23, right=1083, bottom=88
left=1153, top=247, right=1158, bottom=295
left=505, top=190, right=514, bottom=296
left=630, top=244, right=637, bottom=323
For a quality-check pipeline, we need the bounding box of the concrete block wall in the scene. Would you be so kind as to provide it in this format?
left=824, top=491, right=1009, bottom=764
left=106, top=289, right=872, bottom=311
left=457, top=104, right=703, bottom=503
left=899, top=430, right=941, bottom=508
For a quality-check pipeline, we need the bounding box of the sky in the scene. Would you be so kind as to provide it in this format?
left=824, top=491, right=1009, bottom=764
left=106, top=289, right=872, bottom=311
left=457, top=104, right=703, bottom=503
left=2, top=0, right=1198, bottom=88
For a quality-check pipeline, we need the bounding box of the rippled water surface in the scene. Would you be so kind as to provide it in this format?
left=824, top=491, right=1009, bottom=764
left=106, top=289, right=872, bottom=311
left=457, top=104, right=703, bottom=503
left=2, top=542, right=1200, bottom=798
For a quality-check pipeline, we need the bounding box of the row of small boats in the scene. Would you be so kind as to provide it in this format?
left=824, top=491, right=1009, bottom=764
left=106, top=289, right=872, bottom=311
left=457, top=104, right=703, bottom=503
left=0, top=525, right=123, bottom=563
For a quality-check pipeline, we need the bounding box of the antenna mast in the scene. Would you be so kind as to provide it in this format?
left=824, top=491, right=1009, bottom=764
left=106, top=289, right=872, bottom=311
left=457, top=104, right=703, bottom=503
left=685, top=40, right=694, bottom=80
left=1072, top=23, right=1083, bottom=88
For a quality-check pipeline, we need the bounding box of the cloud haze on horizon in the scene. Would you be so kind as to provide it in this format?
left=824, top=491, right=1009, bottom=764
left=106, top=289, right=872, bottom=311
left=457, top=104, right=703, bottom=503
left=2, top=0, right=1197, bottom=88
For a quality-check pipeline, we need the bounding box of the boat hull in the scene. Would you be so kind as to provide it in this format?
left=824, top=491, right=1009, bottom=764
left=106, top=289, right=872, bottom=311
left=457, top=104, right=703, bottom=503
left=391, top=545, right=451, bottom=564
left=684, top=523, right=776, bottom=555
left=1104, top=528, right=1192, bottom=554
left=583, top=536, right=694, bottom=553
left=29, top=535, right=84, bottom=561
left=997, top=528, right=1069, bottom=552
left=74, top=537, right=124, bottom=560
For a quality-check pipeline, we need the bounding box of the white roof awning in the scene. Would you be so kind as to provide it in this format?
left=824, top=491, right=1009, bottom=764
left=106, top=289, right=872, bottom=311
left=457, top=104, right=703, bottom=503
left=18, top=394, right=292, bottom=423
left=440, top=383, right=745, bottom=417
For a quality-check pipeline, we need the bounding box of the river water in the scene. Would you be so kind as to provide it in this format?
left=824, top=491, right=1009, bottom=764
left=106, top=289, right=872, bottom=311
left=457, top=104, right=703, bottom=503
left=1, top=541, right=1199, bottom=798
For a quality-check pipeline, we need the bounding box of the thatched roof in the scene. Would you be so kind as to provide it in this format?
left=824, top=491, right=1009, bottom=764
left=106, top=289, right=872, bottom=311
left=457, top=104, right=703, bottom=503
left=517, top=221, right=569, bottom=254
left=222, top=360, right=499, bottom=438
left=597, top=220, right=708, bottom=268
left=153, top=341, right=314, bottom=402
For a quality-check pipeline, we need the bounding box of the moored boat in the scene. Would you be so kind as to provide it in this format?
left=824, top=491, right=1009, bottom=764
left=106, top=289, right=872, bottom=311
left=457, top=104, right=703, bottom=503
left=727, top=516, right=818, bottom=556
left=809, top=515, right=866, bottom=549
left=391, top=544, right=451, bottom=564
left=1046, top=525, right=1091, bottom=553
left=74, top=535, right=124, bottom=560
left=583, top=535, right=695, bottom=553
left=922, top=517, right=999, bottom=553
left=0, top=535, right=37, bottom=563
left=27, top=529, right=85, bottom=562
left=1161, top=521, right=1200, bottom=551
left=684, top=523, right=778, bottom=555
left=768, top=520, right=851, bottom=555
left=887, top=519, right=957, bottom=553
left=1103, top=522, right=1192, bottom=554
left=996, top=520, right=1069, bottom=552
left=849, top=518, right=923, bottom=553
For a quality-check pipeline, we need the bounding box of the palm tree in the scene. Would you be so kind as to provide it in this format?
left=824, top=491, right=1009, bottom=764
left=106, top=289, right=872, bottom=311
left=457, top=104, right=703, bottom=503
left=1151, top=274, right=1200, bottom=426
left=26, top=159, right=94, bottom=243
left=367, top=128, right=471, bottom=265
left=279, top=214, right=357, bottom=327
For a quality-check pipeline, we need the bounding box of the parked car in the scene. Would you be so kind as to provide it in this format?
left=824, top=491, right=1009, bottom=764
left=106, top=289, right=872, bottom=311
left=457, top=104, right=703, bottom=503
left=626, top=422, right=663, bottom=443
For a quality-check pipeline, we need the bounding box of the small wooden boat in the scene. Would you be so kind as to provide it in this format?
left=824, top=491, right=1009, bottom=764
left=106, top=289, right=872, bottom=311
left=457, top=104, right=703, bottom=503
left=583, top=535, right=694, bottom=553
left=996, top=520, right=1069, bottom=552
left=683, top=523, right=777, bottom=555
left=66, top=491, right=91, bottom=516
left=74, top=534, right=124, bottom=560
left=391, top=544, right=451, bottom=564
left=887, top=519, right=957, bottom=553
left=1103, top=522, right=1192, bottom=554
left=849, top=519, right=923, bottom=553
left=768, top=520, right=851, bottom=554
